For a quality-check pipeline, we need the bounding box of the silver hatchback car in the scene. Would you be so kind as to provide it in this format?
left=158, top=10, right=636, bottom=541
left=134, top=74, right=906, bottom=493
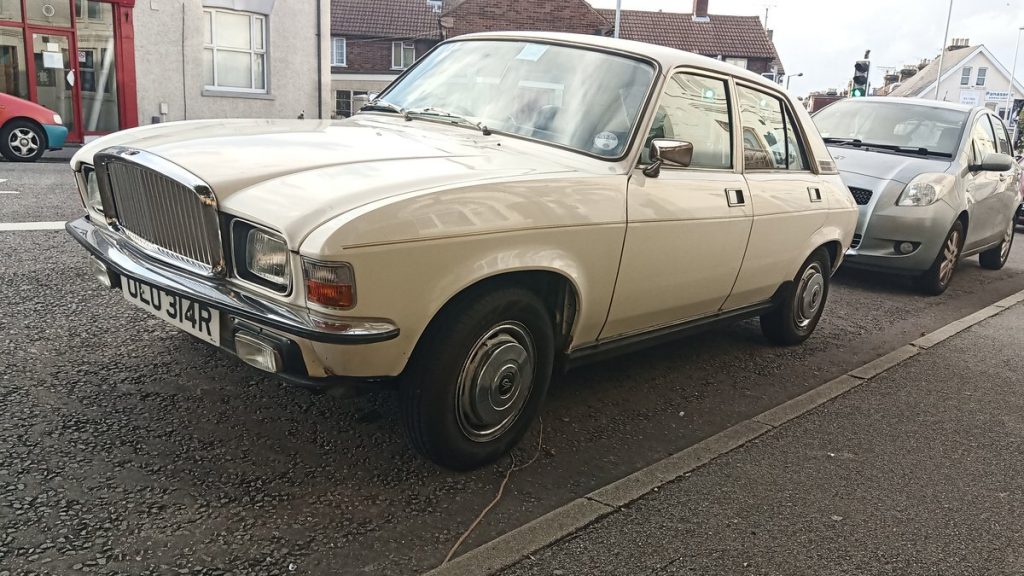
left=814, top=98, right=1021, bottom=294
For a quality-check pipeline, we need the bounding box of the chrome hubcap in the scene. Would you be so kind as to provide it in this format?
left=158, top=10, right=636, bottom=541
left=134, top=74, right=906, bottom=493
left=456, top=322, right=535, bottom=442
left=8, top=127, right=39, bottom=158
left=939, top=229, right=961, bottom=285
left=795, top=262, right=825, bottom=329
left=1001, top=218, right=1014, bottom=262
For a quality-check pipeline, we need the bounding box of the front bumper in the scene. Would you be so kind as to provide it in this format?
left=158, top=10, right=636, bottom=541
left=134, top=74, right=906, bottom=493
left=67, top=217, right=398, bottom=391
left=843, top=200, right=958, bottom=274
left=43, top=124, right=68, bottom=150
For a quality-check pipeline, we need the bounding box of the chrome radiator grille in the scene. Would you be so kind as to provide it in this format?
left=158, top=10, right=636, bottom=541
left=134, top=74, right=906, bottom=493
left=97, top=149, right=224, bottom=276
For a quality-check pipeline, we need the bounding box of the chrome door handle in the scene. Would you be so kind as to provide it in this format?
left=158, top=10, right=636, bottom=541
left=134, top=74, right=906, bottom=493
left=808, top=187, right=823, bottom=202
left=725, top=188, right=745, bottom=207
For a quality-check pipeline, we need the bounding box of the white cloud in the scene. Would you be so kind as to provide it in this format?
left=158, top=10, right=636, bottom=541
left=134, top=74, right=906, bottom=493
left=588, top=0, right=1024, bottom=94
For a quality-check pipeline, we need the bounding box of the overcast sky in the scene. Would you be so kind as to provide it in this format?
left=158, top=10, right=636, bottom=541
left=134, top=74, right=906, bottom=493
left=588, top=0, right=1024, bottom=94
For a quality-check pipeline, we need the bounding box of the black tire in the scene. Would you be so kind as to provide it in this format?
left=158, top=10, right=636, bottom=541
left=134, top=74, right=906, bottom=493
left=0, top=119, right=46, bottom=162
left=760, top=247, right=831, bottom=346
left=979, top=215, right=1015, bottom=270
left=400, top=286, right=554, bottom=471
left=915, top=221, right=964, bottom=295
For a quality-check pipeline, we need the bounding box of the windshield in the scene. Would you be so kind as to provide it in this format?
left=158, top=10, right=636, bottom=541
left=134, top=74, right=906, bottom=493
left=372, top=40, right=657, bottom=158
left=813, top=100, right=968, bottom=156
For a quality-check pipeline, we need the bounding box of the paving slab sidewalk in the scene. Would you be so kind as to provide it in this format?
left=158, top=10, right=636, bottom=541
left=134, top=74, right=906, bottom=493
left=502, top=303, right=1024, bottom=576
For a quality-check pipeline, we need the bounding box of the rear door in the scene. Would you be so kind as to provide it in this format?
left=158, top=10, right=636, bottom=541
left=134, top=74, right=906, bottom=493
left=724, top=83, right=827, bottom=310
left=601, top=70, right=752, bottom=339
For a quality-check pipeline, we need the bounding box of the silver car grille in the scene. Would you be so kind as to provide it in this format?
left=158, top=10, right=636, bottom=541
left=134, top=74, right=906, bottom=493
left=95, top=148, right=225, bottom=276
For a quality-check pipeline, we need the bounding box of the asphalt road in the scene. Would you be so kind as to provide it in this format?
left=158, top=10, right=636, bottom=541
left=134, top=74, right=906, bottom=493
left=3, top=159, right=1024, bottom=575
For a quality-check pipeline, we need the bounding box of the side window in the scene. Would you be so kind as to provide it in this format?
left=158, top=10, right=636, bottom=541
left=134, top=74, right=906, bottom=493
left=971, top=116, right=998, bottom=162
left=736, top=85, right=808, bottom=171
left=643, top=72, right=732, bottom=170
left=990, top=116, right=1012, bottom=155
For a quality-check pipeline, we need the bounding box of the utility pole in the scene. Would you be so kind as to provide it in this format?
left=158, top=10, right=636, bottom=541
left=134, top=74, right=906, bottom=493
left=933, top=0, right=954, bottom=100
left=1005, top=26, right=1023, bottom=123
left=614, top=0, right=622, bottom=38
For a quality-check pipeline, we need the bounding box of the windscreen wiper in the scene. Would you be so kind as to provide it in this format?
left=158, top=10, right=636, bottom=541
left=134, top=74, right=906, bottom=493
left=823, top=138, right=951, bottom=157
left=405, top=107, right=494, bottom=136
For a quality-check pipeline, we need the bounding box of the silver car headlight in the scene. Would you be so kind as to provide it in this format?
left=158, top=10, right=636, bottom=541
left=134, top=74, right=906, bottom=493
left=232, top=220, right=291, bottom=293
left=78, top=165, right=104, bottom=216
left=897, top=173, right=955, bottom=207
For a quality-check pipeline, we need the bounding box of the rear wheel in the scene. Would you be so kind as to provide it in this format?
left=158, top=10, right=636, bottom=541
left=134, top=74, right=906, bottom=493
left=915, top=221, right=963, bottom=295
left=979, top=215, right=1015, bottom=270
left=0, top=120, right=46, bottom=162
left=761, top=248, right=831, bottom=346
left=400, top=286, right=554, bottom=471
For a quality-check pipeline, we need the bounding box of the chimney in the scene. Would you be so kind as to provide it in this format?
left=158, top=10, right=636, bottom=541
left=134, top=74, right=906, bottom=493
left=767, top=29, right=774, bottom=41
left=947, top=37, right=970, bottom=50
left=693, top=0, right=709, bottom=22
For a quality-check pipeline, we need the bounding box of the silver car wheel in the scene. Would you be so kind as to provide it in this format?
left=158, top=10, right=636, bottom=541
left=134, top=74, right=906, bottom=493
left=1000, top=218, right=1014, bottom=263
left=8, top=127, right=40, bottom=158
left=795, top=261, right=826, bottom=329
left=455, top=322, right=535, bottom=443
left=939, top=228, right=961, bottom=286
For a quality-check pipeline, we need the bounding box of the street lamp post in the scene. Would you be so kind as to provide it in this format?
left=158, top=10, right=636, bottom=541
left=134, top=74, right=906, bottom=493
left=614, top=0, right=622, bottom=38
left=1004, top=26, right=1023, bottom=124
left=933, top=0, right=954, bottom=100
left=786, top=72, right=804, bottom=90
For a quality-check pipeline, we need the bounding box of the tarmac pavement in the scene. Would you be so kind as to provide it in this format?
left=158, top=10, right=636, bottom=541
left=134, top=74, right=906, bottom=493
left=500, top=301, right=1024, bottom=576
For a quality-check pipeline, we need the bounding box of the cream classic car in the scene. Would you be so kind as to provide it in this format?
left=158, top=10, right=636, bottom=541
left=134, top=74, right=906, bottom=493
left=67, top=32, right=857, bottom=470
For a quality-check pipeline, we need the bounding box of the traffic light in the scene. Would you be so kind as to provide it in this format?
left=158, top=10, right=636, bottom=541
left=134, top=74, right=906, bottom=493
left=851, top=60, right=870, bottom=97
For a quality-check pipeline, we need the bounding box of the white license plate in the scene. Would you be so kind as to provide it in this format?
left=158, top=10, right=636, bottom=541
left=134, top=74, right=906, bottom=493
left=122, top=277, right=220, bottom=346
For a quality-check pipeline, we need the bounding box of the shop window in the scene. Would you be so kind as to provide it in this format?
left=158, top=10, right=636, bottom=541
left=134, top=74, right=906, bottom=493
left=26, top=0, right=72, bottom=27
left=203, top=8, right=267, bottom=94
left=74, top=1, right=119, bottom=132
left=0, top=27, right=28, bottom=99
left=74, top=0, right=104, bottom=21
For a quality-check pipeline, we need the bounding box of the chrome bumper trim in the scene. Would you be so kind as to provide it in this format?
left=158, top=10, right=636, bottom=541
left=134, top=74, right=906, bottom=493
left=67, top=217, right=399, bottom=345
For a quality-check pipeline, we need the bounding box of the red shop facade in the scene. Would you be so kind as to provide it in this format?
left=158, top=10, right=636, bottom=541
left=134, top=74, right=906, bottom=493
left=1, top=0, right=138, bottom=143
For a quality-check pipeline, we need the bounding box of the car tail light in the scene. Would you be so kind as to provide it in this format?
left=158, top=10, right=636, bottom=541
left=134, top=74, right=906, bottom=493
left=303, top=260, right=355, bottom=309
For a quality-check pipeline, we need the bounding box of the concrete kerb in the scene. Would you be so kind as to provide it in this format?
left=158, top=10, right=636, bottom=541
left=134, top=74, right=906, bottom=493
left=425, top=288, right=1024, bottom=576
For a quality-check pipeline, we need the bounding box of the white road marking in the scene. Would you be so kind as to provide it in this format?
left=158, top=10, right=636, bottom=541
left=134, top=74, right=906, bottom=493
left=0, top=191, right=19, bottom=194
left=0, top=221, right=66, bottom=231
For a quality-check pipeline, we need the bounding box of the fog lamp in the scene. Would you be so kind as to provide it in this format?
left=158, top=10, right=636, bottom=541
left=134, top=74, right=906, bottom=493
left=896, top=242, right=916, bottom=255
left=234, top=332, right=282, bottom=373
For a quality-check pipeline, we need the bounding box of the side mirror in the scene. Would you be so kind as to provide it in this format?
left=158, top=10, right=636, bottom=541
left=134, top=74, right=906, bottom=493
left=973, top=152, right=1014, bottom=173
left=643, top=139, right=693, bottom=177
left=367, top=92, right=380, bottom=101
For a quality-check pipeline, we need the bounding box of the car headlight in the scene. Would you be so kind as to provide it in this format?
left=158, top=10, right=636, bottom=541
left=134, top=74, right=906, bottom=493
left=232, top=221, right=291, bottom=292
left=897, top=173, right=956, bottom=207
left=303, top=259, right=356, bottom=310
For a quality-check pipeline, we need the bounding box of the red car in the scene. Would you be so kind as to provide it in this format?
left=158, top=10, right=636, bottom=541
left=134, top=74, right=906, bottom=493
left=0, top=93, right=68, bottom=162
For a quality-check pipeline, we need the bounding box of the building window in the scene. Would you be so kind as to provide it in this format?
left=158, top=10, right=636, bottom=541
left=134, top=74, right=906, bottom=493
left=976, top=67, right=987, bottom=87
left=725, top=57, right=748, bottom=70
left=331, top=37, right=346, bottom=67
left=960, top=66, right=972, bottom=86
left=203, top=8, right=267, bottom=93
left=335, top=89, right=367, bottom=118
left=392, top=41, right=415, bottom=70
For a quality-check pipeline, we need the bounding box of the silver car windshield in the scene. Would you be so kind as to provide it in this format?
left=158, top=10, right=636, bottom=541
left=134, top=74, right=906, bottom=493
left=813, top=100, right=968, bottom=157
left=372, top=40, right=657, bottom=159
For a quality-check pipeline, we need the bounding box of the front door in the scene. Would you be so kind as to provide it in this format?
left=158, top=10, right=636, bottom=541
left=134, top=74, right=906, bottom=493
left=601, top=70, right=752, bottom=339
left=27, top=31, right=80, bottom=142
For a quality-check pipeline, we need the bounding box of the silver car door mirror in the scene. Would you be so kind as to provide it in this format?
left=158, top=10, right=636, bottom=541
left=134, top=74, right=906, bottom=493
left=643, top=139, right=694, bottom=178
left=974, top=152, right=1014, bottom=173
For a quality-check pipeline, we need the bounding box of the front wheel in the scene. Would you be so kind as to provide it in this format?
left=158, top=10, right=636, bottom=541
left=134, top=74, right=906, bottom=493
left=915, top=221, right=964, bottom=295
left=400, top=286, right=554, bottom=471
left=979, top=215, right=1015, bottom=270
left=760, top=248, right=831, bottom=346
left=0, top=120, right=46, bottom=162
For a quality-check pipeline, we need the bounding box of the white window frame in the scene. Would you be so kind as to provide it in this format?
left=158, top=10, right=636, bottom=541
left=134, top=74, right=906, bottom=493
left=392, top=41, right=415, bottom=70
left=332, top=37, right=346, bottom=67
left=976, top=67, right=987, bottom=87
left=725, top=57, right=748, bottom=70
left=960, top=66, right=972, bottom=86
left=203, top=8, right=268, bottom=94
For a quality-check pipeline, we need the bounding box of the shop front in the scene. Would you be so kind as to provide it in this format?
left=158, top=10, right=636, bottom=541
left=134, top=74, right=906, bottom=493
left=0, top=0, right=137, bottom=143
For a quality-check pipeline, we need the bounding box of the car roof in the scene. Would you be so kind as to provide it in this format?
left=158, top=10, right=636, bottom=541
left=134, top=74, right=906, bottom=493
left=451, top=31, right=786, bottom=91
left=845, top=96, right=980, bottom=113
